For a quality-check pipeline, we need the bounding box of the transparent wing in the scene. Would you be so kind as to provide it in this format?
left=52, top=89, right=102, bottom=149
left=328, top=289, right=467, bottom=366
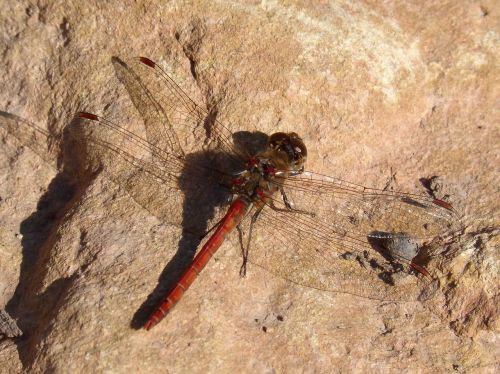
left=280, top=171, right=458, bottom=240
left=74, top=55, right=249, bottom=231
left=75, top=56, right=461, bottom=302
left=0, top=111, right=57, bottom=168
left=246, top=171, right=460, bottom=301
left=112, top=56, right=247, bottom=164
left=73, top=113, right=233, bottom=233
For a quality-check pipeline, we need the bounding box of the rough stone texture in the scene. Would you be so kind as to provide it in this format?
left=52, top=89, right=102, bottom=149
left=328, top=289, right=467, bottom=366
left=0, top=1, right=498, bottom=373
left=0, top=309, right=22, bottom=338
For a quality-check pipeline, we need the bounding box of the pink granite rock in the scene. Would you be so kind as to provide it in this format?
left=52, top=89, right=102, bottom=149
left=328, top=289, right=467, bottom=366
left=0, top=1, right=498, bottom=372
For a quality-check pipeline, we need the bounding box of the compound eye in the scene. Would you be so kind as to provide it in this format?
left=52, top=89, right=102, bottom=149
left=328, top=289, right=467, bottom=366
left=268, top=132, right=307, bottom=164
left=289, top=133, right=307, bottom=161
left=269, top=132, right=288, bottom=150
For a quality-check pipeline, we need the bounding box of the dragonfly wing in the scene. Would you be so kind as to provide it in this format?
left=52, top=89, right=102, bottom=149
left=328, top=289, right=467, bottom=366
left=74, top=114, right=232, bottom=232
left=115, top=57, right=247, bottom=165
left=111, top=57, right=186, bottom=159
left=277, top=171, right=459, bottom=241
left=0, top=111, right=57, bottom=168
left=75, top=56, right=247, bottom=232
left=245, top=171, right=459, bottom=301
left=250, top=205, right=426, bottom=302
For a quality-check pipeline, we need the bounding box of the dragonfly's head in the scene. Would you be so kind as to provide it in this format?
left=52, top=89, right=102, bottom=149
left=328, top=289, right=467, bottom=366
left=268, top=132, right=307, bottom=174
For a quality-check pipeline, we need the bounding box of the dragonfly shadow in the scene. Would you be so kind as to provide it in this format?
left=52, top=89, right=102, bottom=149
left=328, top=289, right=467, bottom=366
left=1, top=112, right=97, bottom=368
left=129, top=131, right=268, bottom=329
left=103, top=56, right=271, bottom=328
left=129, top=151, right=234, bottom=328
left=7, top=172, right=76, bottom=308
left=232, top=130, right=268, bottom=157
left=5, top=172, right=76, bottom=368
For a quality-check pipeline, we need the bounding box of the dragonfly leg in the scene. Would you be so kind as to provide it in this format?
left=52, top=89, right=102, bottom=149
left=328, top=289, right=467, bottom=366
left=280, top=186, right=293, bottom=209
left=199, top=195, right=235, bottom=240
left=238, top=204, right=264, bottom=277
left=275, top=186, right=316, bottom=217
left=199, top=215, right=227, bottom=241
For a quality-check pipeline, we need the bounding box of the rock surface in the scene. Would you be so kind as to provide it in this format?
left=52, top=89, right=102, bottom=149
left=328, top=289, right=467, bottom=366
left=0, top=1, right=498, bottom=373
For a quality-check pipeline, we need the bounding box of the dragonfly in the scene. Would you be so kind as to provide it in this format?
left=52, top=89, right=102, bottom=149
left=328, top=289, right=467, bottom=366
left=76, top=56, right=459, bottom=331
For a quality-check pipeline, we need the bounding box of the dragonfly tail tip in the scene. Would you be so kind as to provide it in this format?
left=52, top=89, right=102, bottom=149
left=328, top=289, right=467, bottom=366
left=139, top=57, right=156, bottom=68
left=77, top=112, right=99, bottom=121
left=432, top=198, right=454, bottom=211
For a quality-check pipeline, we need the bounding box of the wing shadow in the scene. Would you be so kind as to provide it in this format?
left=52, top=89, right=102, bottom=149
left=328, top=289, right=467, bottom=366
left=104, top=57, right=271, bottom=328
left=1, top=112, right=93, bottom=369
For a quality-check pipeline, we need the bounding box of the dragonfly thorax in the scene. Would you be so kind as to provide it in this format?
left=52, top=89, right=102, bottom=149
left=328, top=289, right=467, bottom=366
left=231, top=132, right=307, bottom=202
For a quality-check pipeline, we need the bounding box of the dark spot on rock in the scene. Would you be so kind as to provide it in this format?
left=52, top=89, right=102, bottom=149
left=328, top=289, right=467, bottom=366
left=26, top=6, right=34, bottom=16
left=59, top=17, right=71, bottom=47
left=381, top=328, right=393, bottom=336
left=378, top=271, right=395, bottom=286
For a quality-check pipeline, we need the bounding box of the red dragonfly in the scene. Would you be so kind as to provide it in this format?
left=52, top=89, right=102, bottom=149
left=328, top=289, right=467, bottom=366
left=76, top=57, right=459, bottom=331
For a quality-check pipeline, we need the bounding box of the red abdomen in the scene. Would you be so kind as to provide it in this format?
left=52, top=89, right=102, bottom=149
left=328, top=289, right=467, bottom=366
left=144, top=198, right=249, bottom=330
